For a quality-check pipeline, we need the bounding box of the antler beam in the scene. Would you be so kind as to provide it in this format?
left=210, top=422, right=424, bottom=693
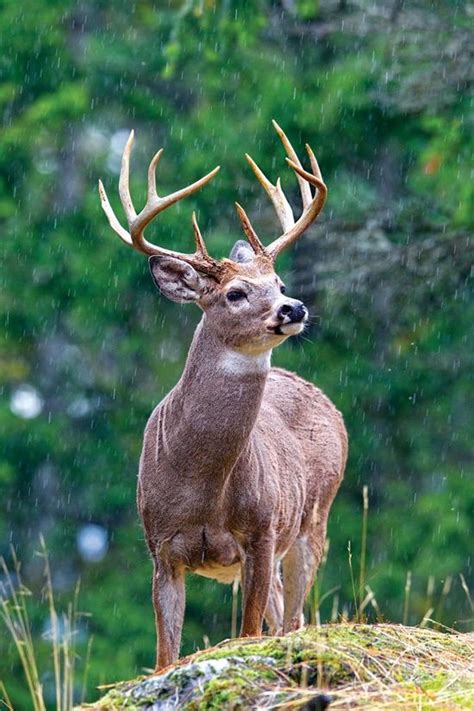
left=236, top=120, right=327, bottom=261
left=98, top=131, right=221, bottom=276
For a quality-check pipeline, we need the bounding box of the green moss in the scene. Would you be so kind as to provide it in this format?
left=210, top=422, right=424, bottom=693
left=198, top=637, right=289, bottom=663
left=88, top=687, right=137, bottom=710
left=196, top=670, right=267, bottom=711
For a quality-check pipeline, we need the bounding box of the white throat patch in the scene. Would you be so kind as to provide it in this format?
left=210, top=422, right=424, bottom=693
left=218, top=349, right=272, bottom=375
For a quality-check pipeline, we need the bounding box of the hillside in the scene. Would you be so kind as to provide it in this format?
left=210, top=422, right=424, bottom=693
left=80, top=624, right=474, bottom=710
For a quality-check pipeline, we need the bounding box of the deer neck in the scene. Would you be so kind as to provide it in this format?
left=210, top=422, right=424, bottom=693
left=162, top=315, right=271, bottom=479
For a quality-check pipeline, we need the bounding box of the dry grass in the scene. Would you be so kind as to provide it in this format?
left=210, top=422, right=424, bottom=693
left=0, top=539, right=91, bottom=711
left=269, top=623, right=474, bottom=709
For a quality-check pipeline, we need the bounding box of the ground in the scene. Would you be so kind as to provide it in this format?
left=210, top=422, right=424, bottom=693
left=79, top=624, right=474, bottom=710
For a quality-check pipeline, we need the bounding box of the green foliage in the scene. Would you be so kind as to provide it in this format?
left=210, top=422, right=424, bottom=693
left=0, top=0, right=472, bottom=706
left=410, top=113, right=474, bottom=227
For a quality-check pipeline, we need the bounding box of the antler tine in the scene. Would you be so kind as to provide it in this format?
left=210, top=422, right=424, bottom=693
left=98, top=179, right=134, bottom=247
left=147, top=148, right=164, bottom=202
left=191, top=212, right=208, bottom=257
left=245, top=153, right=294, bottom=233
left=305, top=142, right=323, bottom=182
left=234, top=202, right=266, bottom=255
left=119, top=130, right=138, bottom=223
left=286, top=156, right=326, bottom=191
left=272, top=119, right=312, bottom=210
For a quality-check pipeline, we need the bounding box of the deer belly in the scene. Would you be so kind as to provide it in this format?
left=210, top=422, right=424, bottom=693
left=165, top=525, right=242, bottom=583
left=194, top=562, right=240, bottom=584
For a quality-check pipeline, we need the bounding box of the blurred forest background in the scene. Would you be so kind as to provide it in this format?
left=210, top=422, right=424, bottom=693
left=0, top=0, right=472, bottom=706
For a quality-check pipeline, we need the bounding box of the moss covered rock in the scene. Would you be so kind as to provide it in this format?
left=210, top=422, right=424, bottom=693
left=79, top=624, right=474, bottom=709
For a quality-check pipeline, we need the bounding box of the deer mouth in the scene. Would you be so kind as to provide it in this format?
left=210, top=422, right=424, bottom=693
left=271, top=321, right=306, bottom=336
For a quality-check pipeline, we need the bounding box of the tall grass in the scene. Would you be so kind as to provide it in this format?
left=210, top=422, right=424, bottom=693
left=358, top=485, right=369, bottom=612
left=0, top=537, right=91, bottom=711
left=309, top=487, right=473, bottom=631
left=230, top=578, right=239, bottom=638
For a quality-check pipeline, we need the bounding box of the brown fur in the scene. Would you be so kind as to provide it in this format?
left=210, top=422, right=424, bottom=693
left=137, top=255, right=348, bottom=670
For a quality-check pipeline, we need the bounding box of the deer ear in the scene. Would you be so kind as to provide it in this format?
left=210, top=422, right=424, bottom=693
left=149, top=256, right=208, bottom=303
left=229, top=239, right=255, bottom=264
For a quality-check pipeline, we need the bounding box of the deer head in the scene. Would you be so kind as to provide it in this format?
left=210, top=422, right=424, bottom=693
left=99, top=121, right=327, bottom=355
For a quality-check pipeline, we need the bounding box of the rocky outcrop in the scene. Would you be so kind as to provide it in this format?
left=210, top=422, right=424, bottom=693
left=79, top=623, right=474, bottom=709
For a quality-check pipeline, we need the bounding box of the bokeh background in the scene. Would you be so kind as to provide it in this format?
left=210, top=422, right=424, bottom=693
left=1, top=0, right=472, bottom=706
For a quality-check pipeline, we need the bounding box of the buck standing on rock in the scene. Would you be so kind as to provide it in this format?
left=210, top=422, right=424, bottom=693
left=99, top=120, right=348, bottom=670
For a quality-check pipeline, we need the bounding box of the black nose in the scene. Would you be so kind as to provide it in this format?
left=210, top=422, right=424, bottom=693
left=277, top=301, right=307, bottom=323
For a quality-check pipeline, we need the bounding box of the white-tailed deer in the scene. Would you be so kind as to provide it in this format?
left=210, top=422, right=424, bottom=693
left=99, top=121, right=347, bottom=670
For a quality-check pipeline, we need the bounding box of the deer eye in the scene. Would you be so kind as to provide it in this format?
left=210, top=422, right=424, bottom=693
left=226, top=290, right=246, bottom=302
left=280, top=285, right=286, bottom=294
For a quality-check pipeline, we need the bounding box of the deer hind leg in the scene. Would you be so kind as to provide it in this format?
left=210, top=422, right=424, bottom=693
left=152, top=558, right=185, bottom=671
left=282, top=503, right=330, bottom=633
left=240, top=536, right=274, bottom=637
left=264, top=560, right=284, bottom=635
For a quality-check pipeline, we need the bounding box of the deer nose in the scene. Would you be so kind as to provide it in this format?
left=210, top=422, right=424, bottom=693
left=277, top=301, right=307, bottom=323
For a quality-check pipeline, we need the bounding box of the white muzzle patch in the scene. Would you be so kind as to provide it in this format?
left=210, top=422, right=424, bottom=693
left=279, top=321, right=306, bottom=336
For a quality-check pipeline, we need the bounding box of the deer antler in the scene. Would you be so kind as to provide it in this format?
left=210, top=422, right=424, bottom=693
left=236, top=120, right=327, bottom=261
left=98, top=131, right=222, bottom=277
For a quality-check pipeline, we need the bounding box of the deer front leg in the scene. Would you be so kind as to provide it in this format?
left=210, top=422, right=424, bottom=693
left=240, top=537, right=274, bottom=637
left=152, top=558, right=185, bottom=671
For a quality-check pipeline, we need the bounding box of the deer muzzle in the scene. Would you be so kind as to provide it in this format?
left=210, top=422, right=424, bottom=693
left=274, top=299, right=308, bottom=335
